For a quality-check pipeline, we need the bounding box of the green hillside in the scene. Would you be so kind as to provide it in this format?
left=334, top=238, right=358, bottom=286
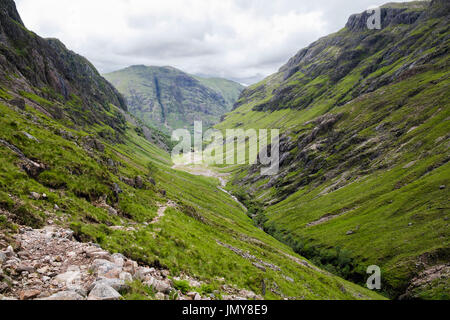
left=0, top=0, right=382, bottom=300
left=215, top=0, right=450, bottom=299
left=104, top=66, right=244, bottom=133
left=193, top=76, right=245, bottom=110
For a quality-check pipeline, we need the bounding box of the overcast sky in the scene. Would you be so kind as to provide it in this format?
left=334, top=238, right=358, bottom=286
left=15, top=0, right=414, bottom=84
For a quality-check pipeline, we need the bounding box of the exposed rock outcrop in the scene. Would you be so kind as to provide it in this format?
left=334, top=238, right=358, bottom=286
left=104, top=65, right=244, bottom=133
left=0, top=0, right=127, bottom=128
left=0, top=226, right=262, bottom=300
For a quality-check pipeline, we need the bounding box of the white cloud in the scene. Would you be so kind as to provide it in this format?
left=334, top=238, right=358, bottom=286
left=15, top=0, right=415, bottom=84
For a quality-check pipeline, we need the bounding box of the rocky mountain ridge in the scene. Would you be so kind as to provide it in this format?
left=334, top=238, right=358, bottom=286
left=0, top=0, right=127, bottom=129
left=233, top=0, right=447, bottom=113
left=217, top=0, right=449, bottom=299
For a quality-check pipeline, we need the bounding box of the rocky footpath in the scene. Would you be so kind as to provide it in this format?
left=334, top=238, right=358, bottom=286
left=0, top=225, right=261, bottom=300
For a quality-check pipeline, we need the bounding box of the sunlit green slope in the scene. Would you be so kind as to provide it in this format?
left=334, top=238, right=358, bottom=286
left=0, top=0, right=382, bottom=300
left=215, top=0, right=450, bottom=299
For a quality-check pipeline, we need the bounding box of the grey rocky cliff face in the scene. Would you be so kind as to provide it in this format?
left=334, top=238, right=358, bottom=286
left=345, top=7, right=424, bottom=32
left=104, top=65, right=236, bottom=133
left=0, top=225, right=262, bottom=301
left=0, top=0, right=24, bottom=26
left=0, top=0, right=127, bottom=120
left=235, top=1, right=448, bottom=114
left=428, top=0, right=450, bottom=18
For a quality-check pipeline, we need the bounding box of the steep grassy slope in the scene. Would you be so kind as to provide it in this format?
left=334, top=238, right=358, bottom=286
left=216, top=0, right=450, bottom=299
left=0, top=0, right=383, bottom=300
left=104, top=66, right=244, bottom=133
left=0, top=89, right=384, bottom=300
left=193, top=76, right=245, bottom=110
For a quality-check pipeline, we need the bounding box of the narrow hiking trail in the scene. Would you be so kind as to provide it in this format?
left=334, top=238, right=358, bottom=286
left=0, top=225, right=262, bottom=300
left=170, top=164, right=340, bottom=286
left=152, top=201, right=177, bottom=225
left=108, top=201, right=176, bottom=232
left=172, top=163, right=248, bottom=212
left=0, top=225, right=178, bottom=300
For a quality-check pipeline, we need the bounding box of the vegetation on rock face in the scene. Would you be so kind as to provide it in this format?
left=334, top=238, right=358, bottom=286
left=104, top=65, right=244, bottom=133
left=0, top=0, right=383, bottom=300
left=216, top=0, right=449, bottom=300
left=0, top=0, right=447, bottom=301
left=0, top=95, right=382, bottom=300
left=0, top=0, right=126, bottom=124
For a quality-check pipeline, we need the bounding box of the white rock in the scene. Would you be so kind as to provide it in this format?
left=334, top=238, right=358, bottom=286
left=119, top=272, right=133, bottom=282
left=92, top=259, right=115, bottom=268
left=70, top=286, right=88, bottom=297
left=67, top=265, right=81, bottom=272
left=135, top=267, right=154, bottom=281
left=87, top=251, right=111, bottom=260
left=155, top=292, right=165, bottom=300
left=5, top=246, right=14, bottom=257
left=284, top=276, right=294, bottom=283
left=239, top=289, right=257, bottom=299
left=29, top=192, right=41, bottom=200
left=188, top=279, right=202, bottom=287
left=111, top=254, right=125, bottom=268
left=123, top=260, right=138, bottom=275
left=92, top=259, right=121, bottom=277
left=107, top=207, right=118, bottom=216
left=37, top=266, right=49, bottom=274
left=94, top=278, right=129, bottom=292
left=145, top=277, right=171, bottom=294
left=0, top=252, right=6, bottom=264
left=40, top=291, right=85, bottom=300
left=88, top=283, right=121, bottom=301
left=22, top=131, right=39, bottom=142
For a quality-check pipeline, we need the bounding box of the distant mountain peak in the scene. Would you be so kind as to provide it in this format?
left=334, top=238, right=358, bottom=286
left=218, top=0, right=449, bottom=300
left=105, top=65, right=244, bottom=132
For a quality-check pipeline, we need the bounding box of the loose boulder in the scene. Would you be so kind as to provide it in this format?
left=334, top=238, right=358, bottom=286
left=87, top=283, right=121, bottom=301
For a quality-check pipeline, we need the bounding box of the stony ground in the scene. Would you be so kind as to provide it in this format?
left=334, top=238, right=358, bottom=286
left=0, top=223, right=261, bottom=300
